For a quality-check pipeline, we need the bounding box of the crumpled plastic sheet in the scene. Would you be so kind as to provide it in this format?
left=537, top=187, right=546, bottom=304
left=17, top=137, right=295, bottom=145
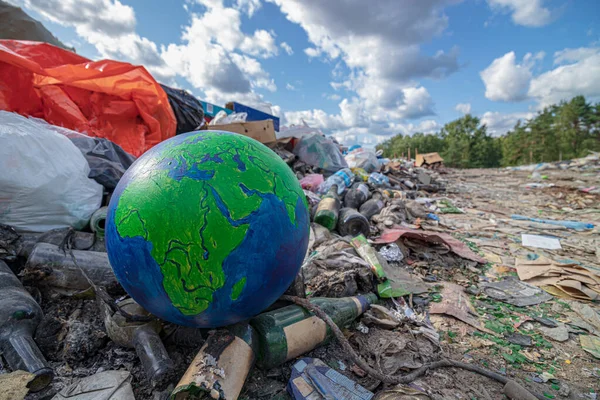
left=293, top=133, right=348, bottom=172
left=0, top=40, right=176, bottom=157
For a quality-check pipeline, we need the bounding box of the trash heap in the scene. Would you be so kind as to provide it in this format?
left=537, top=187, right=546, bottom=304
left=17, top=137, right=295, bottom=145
left=0, top=39, right=599, bottom=400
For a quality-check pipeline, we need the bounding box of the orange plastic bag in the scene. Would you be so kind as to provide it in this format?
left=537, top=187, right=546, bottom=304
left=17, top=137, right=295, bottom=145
left=0, top=40, right=176, bottom=156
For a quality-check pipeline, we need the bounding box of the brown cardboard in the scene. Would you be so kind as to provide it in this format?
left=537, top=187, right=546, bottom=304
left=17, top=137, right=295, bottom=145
left=209, top=120, right=276, bottom=144
left=415, top=152, right=444, bottom=167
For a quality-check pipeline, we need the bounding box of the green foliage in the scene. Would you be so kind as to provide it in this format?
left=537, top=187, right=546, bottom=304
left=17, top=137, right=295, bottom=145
left=377, top=96, right=600, bottom=168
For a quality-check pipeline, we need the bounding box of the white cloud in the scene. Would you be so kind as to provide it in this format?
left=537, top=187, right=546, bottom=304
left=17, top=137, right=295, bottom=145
left=324, top=93, right=342, bottom=101
left=269, top=0, right=460, bottom=128
left=481, top=111, right=534, bottom=136
left=286, top=83, right=296, bottom=91
left=280, top=42, right=294, bottom=55
left=455, top=102, right=471, bottom=114
left=480, top=51, right=543, bottom=102
left=235, top=0, right=262, bottom=16
left=529, top=47, right=600, bottom=107
left=487, top=0, right=553, bottom=27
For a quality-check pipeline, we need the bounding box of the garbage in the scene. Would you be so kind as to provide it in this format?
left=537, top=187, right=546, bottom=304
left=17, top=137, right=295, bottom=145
left=521, top=234, right=562, bottom=250
left=24, top=243, right=118, bottom=293
left=378, top=243, right=404, bottom=263
left=337, top=208, right=371, bottom=237
left=250, top=294, right=378, bottom=369
left=160, top=84, right=206, bottom=134
left=293, top=133, right=348, bottom=172
left=209, top=120, right=277, bottom=144
left=579, top=335, right=600, bottom=359
left=299, top=174, right=324, bottom=192
left=350, top=235, right=394, bottom=297
left=225, top=101, right=280, bottom=131
left=287, top=358, right=374, bottom=400
left=0, top=40, right=176, bottom=157
left=344, top=183, right=370, bottom=209
left=314, top=184, right=341, bottom=230
left=52, top=370, right=135, bottom=400
left=368, top=172, right=390, bottom=186
left=319, top=168, right=355, bottom=194
left=0, top=260, right=53, bottom=392
left=429, top=282, right=493, bottom=333
left=538, top=324, right=570, bottom=342
left=373, top=228, right=487, bottom=264
left=0, top=111, right=103, bottom=232
left=0, top=370, right=35, bottom=400
left=103, top=298, right=174, bottom=387
left=90, top=207, right=108, bottom=237
left=345, top=148, right=380, bottom=173
left=415, top=152, right=443, bottom=168
left=359, top=192, right=385, bottom=221
left=481, top=277, right=553, bottom=307
left=511, top=214, right=594, bottom=231
left=172, top=323, right=258, bottom=400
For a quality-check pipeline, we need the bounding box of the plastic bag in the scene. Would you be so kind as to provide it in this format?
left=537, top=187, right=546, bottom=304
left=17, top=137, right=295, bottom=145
left=27, top=118, right=136, bottom=190
left=345, top=149, right=380, bottom=173
left=293, top=133, right=348, bottom=172
left=0, top=111, right=103, bottom=232
left=160, top=84, right=205, bottom=134
left=0, top=40, right=176, bottom=157
left=299, top=174, right=324, bottom=192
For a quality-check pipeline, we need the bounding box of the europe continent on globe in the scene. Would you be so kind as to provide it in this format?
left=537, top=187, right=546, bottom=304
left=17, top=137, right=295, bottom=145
left=106, top=131, right=310, bottom=327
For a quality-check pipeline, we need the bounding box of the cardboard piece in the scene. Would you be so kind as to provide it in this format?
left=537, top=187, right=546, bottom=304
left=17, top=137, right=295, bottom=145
left=415, top=152, right=443, bottom=167
left=515, top=257, right=600, bottom=301
left=429, top=282, right=494, bottom=334
left=209, top=120, right=276, bottom=144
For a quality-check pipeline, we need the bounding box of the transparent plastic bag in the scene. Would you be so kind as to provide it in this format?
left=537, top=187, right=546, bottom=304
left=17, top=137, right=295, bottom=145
left=293, top=133, right=348, bottom=172
left=0, top=112, right=103, bottom=232
left=345, top=149, right=380, bottom=173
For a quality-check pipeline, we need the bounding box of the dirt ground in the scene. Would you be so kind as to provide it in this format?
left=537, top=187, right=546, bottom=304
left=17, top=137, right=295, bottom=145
left=13, top=164, right=600, bottom=400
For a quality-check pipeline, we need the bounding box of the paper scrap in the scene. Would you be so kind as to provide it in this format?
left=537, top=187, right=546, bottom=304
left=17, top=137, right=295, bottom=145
left=522, top=234, right=561, bottom=250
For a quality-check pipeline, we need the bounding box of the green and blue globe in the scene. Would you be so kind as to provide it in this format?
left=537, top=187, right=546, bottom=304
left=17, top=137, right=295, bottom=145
left=106, top=131, right=309, bottom=327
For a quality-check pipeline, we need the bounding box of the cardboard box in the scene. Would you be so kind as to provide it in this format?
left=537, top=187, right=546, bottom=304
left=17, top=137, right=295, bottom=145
left=209, top=120, right=276, bottom=144
left=226, top=101, right=280, bottom=131
left=415, top=152, right=444, bottom=167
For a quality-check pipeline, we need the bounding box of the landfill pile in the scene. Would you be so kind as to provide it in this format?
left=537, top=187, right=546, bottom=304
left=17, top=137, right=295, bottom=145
left=1, top=36, right=599, bottom=400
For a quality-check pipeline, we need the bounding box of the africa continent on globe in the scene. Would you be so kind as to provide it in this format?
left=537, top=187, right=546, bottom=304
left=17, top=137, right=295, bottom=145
left=106, top=131, right=309, bottom=327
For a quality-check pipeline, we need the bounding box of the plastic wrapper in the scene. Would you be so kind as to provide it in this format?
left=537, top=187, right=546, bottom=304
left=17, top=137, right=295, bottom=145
left=299, top=174, right=324, bottom=192
left=0, top=112, right=103, bottom=232
left=160, top=84, right=205, bottom=134
left=345, top=149, right=380, bottom=173
left=0, top=40, right=176, bottom=157
left=293, top=133, right=348, bottom=172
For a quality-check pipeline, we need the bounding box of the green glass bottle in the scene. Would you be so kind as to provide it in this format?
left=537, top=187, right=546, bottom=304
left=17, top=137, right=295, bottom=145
left=250, top=293, right=378, bottom=370
left=314, top=184, right=341, bottom=230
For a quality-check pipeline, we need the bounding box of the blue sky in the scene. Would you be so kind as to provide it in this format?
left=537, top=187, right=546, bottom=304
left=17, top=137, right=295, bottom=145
left=8, top=0, right=600, bottom=147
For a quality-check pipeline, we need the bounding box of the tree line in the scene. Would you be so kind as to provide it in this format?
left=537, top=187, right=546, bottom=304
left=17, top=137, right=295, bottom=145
left=376, top=96, right=600, bottom=168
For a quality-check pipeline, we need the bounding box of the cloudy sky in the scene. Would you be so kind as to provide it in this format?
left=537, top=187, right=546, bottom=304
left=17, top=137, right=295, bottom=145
left=8, top=0, right=600, bottom=147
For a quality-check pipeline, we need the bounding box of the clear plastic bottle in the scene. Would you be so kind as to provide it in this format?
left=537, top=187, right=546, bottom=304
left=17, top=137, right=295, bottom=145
left=368, top=172, right=390, bottom=186
left=318, top=168, right=355, bottom=195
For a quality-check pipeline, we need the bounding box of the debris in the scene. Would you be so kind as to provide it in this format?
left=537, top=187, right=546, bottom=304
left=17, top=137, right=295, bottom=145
left=208, top=120, right=277, bottom=145
left=415, top=152, right=443, bottom=168
left=24, top=243, right=118, bottom=293
left=314, top=184, right=341, bottom=230
left=521, top=234, right=562, bottom=250
left=287, top=358, right=374, bottom=400
left=337, top=208, right=371, bottom=237
left=579, top=335, right=600, bottom=359
left=373, top=228, right=487, bottom=264
left=373, top=386, right=430, bottom=400
left=0, top=371, right=35, bottom=400
left=511, top=215, right=594, bottom=231
left=0, top=260, right=53, bottom=392
left=503, top=379, right=539, bottom=400
left=90, top=207, right=108, bottom=238
left=172, top=324, right=257, bottom=400
left=506, top=333, right=534, bottom=347
left=481, top=277, right=553, bottom=307
left=0, top=111, right=103, bottom=232
left=379, top=243, right=405, bottom=263
left=538, top=324, right=569, bottom=342
left=250, top=294, right=378, bottom=369
left=102, top=298, right=174, bottom=387
left=52, top=370, right=135, bottom=400
left=429, top=282, right=493, bottom=333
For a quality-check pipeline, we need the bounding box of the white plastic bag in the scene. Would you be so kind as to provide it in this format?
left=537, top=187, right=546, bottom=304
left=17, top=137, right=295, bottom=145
left=345, top=148, right=380, bottom=172
left=0, top=111, right=103, bottom=232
